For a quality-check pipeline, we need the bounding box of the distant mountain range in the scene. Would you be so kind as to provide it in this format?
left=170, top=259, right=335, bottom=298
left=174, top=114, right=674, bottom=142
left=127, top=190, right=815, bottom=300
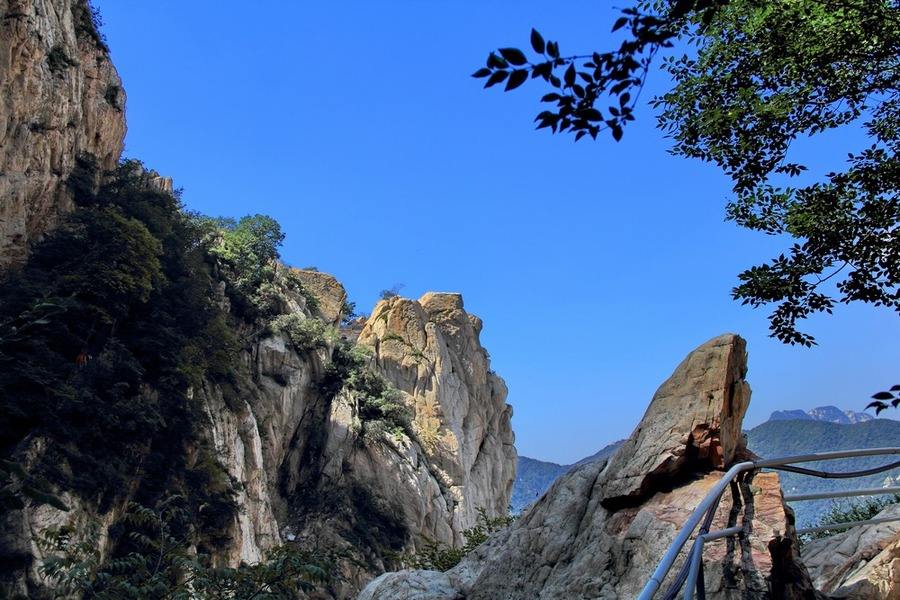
left=512, top=440, right=623, bottom=513
left=515, top=407, right=900, bottom=526
left=769, top=405, right=873, bottom=424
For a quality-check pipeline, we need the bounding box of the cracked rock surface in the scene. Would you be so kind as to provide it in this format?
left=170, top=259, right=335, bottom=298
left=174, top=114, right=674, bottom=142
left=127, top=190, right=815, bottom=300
left=1, top=0, right=126, bottom=267
left=360, top=334, right=817, bottom=600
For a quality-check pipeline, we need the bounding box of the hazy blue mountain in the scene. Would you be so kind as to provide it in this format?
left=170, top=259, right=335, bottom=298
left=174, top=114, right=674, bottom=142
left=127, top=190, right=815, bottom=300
left=769, top=409, right=813, bottom=421
left=746, top=417, right=900, bottom=527
left=769, top=405, right=873, bottom=425
left=512, top=440, right=624, bottom=513
left=511, top=457, right=570, bottom=513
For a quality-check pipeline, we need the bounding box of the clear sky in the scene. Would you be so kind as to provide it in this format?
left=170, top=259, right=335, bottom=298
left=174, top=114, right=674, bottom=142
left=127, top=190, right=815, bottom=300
left=94, top=1, right=898, bottom=464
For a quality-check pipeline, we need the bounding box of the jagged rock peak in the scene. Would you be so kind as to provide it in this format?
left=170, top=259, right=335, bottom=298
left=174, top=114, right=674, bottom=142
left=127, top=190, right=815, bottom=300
left=600, top=332, right=750, bottom=507
left=291, top=268, right=348, bottom=326
left=357, top=292, right=516, bottom=535
left=360, top=333, right=814, bottom=600
left=1, top=0, right=127, bottom=267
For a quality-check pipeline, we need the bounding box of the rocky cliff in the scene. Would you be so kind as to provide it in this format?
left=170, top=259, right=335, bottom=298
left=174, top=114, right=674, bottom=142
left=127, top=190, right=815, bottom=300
left=360, top=334, right=818, bottom=599
left=0, top=0, right=126, bottom=267
left=803, top=503, right=900, bottom=599
left=1, top=270, right=516, bottom=597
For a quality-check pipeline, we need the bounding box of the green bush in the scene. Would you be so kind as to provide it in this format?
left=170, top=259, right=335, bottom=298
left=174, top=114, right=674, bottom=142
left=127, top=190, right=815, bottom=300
left=403, top=508, right=515, bottom=571
left=318, top=342, right=413, bottom=441
left=270, top=313, right=338, bottom=353
left=803, top=494, right=900, bottom=543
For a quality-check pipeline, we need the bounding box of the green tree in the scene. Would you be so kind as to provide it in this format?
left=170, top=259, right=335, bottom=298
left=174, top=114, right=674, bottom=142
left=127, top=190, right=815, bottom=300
left=476, top=0, right=899, bottom=347
left=201, top=214, right=287, bottom=318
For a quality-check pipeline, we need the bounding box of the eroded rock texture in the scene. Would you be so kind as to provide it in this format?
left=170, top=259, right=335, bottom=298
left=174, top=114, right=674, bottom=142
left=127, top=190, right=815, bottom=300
left=1, top=281, right=516, bottom=599
left=803, top=503, right=900, bottom=599
left=360, top=334, right=814, bottom=600
left=357, top=293, right=517, bottom=543
left=0, top=0, right=126, bottom=267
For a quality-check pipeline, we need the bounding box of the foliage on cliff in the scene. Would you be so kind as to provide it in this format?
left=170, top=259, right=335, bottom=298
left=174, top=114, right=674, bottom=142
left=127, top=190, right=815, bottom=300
left=0, top=159, right=314, bottom=558
left=802, top=493, right=900, bottom=543
left=402, top=508, right=515, bottom=572
left=36, top=496, right=332, bottom=599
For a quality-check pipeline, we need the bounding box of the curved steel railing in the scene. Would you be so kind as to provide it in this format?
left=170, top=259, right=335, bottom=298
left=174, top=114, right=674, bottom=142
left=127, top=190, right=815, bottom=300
left=637, top=447, right=900, bottom=600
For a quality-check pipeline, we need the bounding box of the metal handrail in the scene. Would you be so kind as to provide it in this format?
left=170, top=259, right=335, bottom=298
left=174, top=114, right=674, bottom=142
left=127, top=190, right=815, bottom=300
left=637, top=447, right=900, bottom=600
left=785, top=486, right=900, bottom=502
left=797, top=515, right=900, bottom=535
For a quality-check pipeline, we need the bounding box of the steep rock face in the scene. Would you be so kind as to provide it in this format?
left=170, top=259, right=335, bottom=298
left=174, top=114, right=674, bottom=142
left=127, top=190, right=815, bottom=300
left=360, top=334, right=814, bottom=600
left=292, top=268, right=347, bottom=326
left=0, top=0, right=126, bottom=267
left=1, top=281, right=515, bottom=599
left=357, top=293, right=517, bottom=541
left=803, top=503, right=900, bottom=599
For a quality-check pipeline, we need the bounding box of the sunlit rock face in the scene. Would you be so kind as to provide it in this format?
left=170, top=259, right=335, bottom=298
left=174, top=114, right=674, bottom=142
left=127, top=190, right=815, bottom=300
left=0, top=276, right=516, bottom=599
left=803, top=503, right=900, bottom=599
left=360, top=334, right=819, bottom=600
left=357, top=293, right=517, bottom=543
left=0, top=0, right=126, bottom=267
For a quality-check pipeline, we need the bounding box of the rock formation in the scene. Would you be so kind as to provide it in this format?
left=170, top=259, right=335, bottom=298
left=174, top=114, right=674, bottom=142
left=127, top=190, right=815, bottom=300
left=357, top=294, right=517, bottom=542
left=1, top=277, right=516, bottom=598
left=360, top=334, right=816, bottom=600
left=803, top=503, right=900, bottom=598
left=0, top=0, right=126, bottom=268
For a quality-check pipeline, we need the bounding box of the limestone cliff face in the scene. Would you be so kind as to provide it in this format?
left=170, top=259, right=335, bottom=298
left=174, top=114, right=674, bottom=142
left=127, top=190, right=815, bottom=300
left=360, top=334, right=817, bottom=600
left=357, top=293, right=517, bottom=543
left=2, top=276, right=516, bottom=598
left=0, top=0, right=126, bottom=267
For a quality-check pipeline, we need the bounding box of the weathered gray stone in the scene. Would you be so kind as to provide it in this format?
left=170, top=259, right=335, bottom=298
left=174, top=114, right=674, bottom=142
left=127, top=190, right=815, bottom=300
left=0, top=0, right=126, bottom=267
left=600, top=333, right=750, bottom=507
left=803, top=503, right=900, bottom=599
left=360, top=334, right=812, bottom=600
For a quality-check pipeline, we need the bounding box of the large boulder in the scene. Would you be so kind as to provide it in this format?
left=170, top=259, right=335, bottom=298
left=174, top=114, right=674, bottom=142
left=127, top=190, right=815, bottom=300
left=802, top=503, right=900, bottom=599
left=359, top=334, right=814, bottom=599
left=291, top=268, right=348, bottom=326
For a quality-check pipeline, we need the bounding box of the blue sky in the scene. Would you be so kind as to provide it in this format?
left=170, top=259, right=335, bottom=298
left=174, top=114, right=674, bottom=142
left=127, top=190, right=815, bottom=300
left=95, top=1, right=899, bottom=464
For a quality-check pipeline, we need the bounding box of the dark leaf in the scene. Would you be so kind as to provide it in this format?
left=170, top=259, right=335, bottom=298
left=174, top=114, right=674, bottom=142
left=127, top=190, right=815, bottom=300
left=505, top=69, right=528, bottom=91
left=472, top=68, right=492, bottom=79
left=564, top=64, right=576, bottom=87
left=530, top=29, right=545, bottom=54
left=485, top=71, right=509, bottom=88
left=487, top=53, right=507, bottom=69
left=612, top=17, right=628, bottom=32
left=612, top=124, right=623, bottom=141
left=499, top=48, right=528, bottom=66
left=871, top=391, right=895, bottom=400
left=547, top=41, right=559, bottom=59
